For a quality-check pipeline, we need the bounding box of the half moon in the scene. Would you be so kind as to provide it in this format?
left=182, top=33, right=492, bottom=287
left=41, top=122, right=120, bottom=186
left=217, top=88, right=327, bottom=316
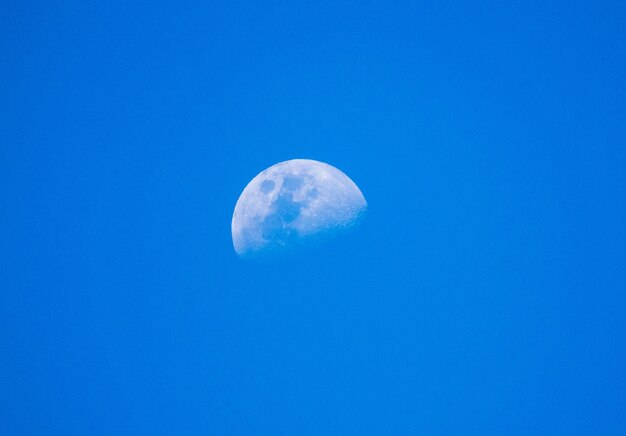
left=231, top=159, right=367, bottom=257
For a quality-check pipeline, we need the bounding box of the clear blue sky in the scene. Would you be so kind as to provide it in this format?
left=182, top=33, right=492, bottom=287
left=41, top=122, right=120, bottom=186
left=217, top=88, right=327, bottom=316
left=1, top=1, right=625, bottom=434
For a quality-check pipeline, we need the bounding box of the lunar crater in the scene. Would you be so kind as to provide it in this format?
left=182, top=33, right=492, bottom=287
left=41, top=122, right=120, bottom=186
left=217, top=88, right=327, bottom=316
left=260, top=179, right=275, bottom=193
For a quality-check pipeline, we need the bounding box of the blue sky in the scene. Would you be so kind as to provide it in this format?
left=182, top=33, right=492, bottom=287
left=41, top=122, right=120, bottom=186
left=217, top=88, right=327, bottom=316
left=1, top=1, right=625, bottom=434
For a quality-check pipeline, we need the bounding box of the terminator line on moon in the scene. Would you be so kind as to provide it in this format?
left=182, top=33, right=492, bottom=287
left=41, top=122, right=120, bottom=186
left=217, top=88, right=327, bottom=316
left=231, top=159, right=367, bottom=256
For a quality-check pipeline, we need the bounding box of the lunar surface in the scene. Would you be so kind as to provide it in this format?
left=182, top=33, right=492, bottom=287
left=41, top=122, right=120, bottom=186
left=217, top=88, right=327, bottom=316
left=231, top=159, right=367, bottom=256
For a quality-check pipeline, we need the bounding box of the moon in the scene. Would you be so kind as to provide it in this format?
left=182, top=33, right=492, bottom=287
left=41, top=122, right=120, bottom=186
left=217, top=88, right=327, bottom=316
left=231, top=159, right=367, bottom=257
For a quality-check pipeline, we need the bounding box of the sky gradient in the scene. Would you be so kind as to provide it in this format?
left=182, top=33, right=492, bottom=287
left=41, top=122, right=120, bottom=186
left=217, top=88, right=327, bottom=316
left=2, top=1, right=625, bottom=434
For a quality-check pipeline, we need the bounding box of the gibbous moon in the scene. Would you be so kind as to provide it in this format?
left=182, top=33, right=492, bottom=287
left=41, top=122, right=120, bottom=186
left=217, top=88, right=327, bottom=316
left=232, top=159, right=367, bottom=257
